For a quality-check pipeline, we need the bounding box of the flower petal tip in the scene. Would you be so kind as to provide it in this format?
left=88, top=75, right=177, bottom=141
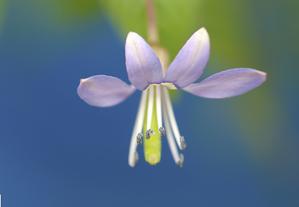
left=194, top=27, right=209, bottom=40
left=251, top=69, right=267, bottom=83
left=77, top=75, right=135, bottom=107
left=197, top=27, right=208, bottom=34
left=258, top=70, right=267, bottom=79
left=79, top=78, right=87, bottom=84
left=127, top=31, right=137, bottom=36
left=165, top=27, right=210, bottom=87
left=183, top=68, right=267, bottom=99
left=126, top=32, right=141, bottom=43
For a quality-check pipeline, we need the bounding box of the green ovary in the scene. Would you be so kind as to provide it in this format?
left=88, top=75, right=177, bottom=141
left=143, top=88, right=161, bottom=165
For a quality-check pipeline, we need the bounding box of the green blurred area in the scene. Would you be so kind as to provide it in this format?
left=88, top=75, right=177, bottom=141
left=36, top=0, right=100, bottom=24
left=0, top=0, right=5, bottom=32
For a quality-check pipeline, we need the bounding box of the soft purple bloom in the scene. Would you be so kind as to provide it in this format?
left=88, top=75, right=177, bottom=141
left=77, top=28, right=267, bottom=167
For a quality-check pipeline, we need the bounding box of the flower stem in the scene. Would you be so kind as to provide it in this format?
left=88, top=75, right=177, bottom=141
left=145, top=0, right=169, bottom=73
left=146, top=0, right=159, bottom=45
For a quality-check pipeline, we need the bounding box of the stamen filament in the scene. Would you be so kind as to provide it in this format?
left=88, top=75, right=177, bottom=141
left=128, top=91, right=147, bottom=167
left=146, top=86, right=155, bottom=138
left=161, top=86, right=186, bottom=150
left=155, top=85, right=164, bottom=135
left=162, top=93, right=184, bottom=166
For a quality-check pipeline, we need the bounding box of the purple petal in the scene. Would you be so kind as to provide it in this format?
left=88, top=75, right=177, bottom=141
left=125, top=32, right=163, bottom=90
left=165, top=28, right=210, bottom=88
left=77, top=75, right=135, bottom=107
left=183, top=68, right=267, bottom=98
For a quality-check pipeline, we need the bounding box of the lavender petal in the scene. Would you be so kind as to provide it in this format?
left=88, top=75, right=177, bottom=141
left=183, top=68, right=267, bottom=98
left=77, top=75, right=135, bottom=107
left=165, top=28, right=210, bottom=88
left=125, top=32, right=163, bottom=90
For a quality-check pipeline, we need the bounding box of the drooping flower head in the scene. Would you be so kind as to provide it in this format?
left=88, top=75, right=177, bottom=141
left=77, top=28, right=266, bottom=167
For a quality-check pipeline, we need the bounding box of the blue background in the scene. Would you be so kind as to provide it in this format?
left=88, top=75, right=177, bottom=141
left=0, top=0, right=298, bottom=206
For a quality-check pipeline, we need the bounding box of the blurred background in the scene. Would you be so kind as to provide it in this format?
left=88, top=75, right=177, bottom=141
left=0, top=0, right=298, bottom=206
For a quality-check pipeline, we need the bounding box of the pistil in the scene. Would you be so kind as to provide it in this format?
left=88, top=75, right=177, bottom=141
left=143, top=85, right=162, bottom=165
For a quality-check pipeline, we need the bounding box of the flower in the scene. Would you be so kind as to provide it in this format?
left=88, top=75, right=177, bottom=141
left=77, top=28, right=267, bottom=167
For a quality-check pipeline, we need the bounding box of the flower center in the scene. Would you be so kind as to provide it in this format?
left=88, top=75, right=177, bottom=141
left=128, top=84, right=186, bottom=167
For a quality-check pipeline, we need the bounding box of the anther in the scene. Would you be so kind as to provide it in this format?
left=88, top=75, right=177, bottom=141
left=136, top=133, right=143, bottom=144
left=180, top=136, right=187, bottom=150
left=159, top=127, right=166, bottom=136
left=177, top=154, right=184, bottom=168
left=146, top=129, right=154, bottom=139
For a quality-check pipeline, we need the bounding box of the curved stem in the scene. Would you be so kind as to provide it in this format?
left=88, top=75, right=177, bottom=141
left=146, top=0, right=159, bottom=45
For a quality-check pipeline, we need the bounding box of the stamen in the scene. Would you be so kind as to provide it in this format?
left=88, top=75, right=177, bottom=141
left=162, top=93, right=182, bottom=165
left=161, top=86, right=186, bottom=150
left=177, top=154, right=184, bottom=168
left=159, top=127, right=166, bottom=136
left=128, top=91, right=147, bottom=167
left=137, top=133, right=143, bottom=145
left=146, top=129, right=154, bottom=139
left=146, top=86, right=155, bottom=138
left=180, top=136, right=187, bottom=150
left=155, top=85, right=164, bottom=136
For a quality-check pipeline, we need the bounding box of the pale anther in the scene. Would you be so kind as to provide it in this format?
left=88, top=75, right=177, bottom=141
left=146, top=129, right=154, bottom=139
left=180, top=136, right=187, bottom=150
left=177, top=154, right=184, bottom=168
left=159, top=127, right=166, bottom=136
left=137, top=133, right=143, bottom=144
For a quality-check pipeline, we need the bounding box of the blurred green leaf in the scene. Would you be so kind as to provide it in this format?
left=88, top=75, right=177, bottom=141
left=100, top=0, right=146, bottom=37
left=100, top=0, right=202, bottom=59
left=200, top=0, right=258, bottom=69
left=0, top=0, right=5, bottom=33
left=36, top=0, right=101, bottom=25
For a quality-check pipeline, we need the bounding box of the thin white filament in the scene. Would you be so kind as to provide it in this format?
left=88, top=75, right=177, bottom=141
left=146, top=86, right=154, bottom=133
left=161, top=86, right=184, bottom=150
left=128, top=91, right=147, bottom=167
left=162, top=92, right=181, bottom=164
left=155, top=85, right=163, bottom=133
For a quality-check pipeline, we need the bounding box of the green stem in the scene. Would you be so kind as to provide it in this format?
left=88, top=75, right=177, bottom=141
left=146, top=0, right=159, bottom=45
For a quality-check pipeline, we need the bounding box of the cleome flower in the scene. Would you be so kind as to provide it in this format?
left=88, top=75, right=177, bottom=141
left=77, top=28, right=266, bottom=167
